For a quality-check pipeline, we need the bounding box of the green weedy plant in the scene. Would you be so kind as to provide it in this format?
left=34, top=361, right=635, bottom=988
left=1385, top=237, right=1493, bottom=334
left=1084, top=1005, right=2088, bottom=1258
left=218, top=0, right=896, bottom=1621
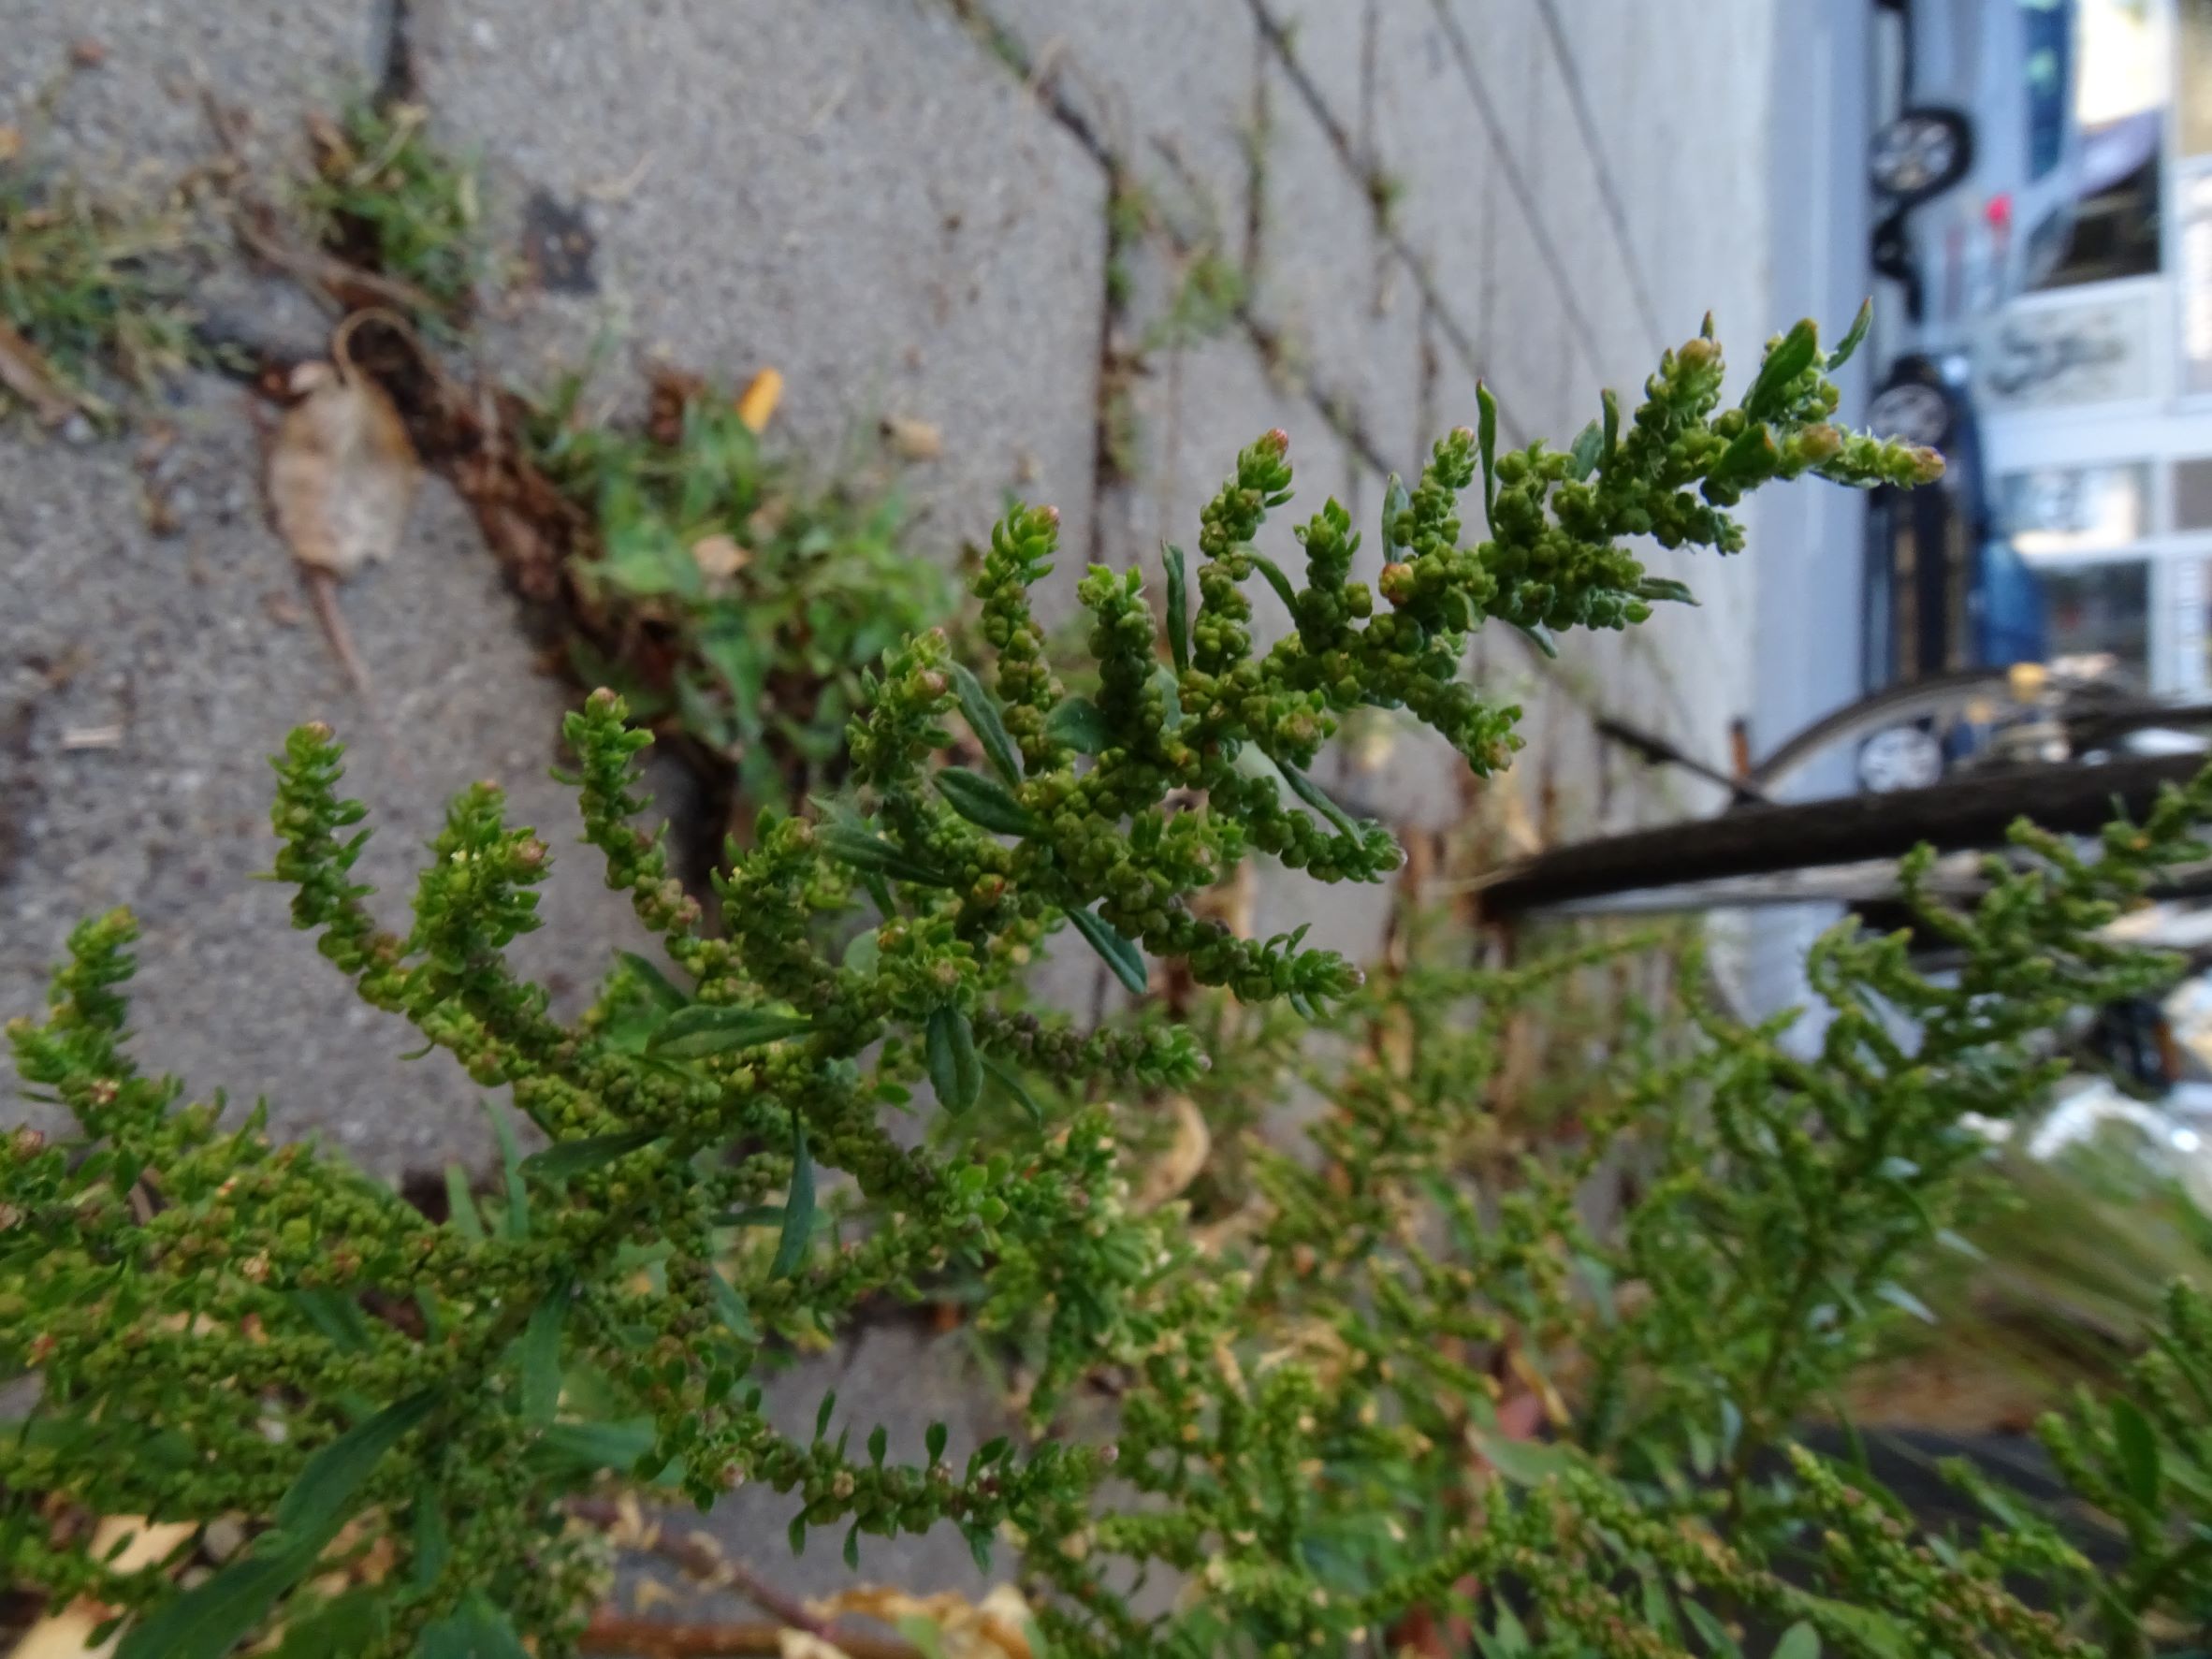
left=298, top=100, right=483, bottom=327
left=523, top=371, right=957, bottom=813
left=18, top=307, right=2189, bottom=1658
left=0, top=147, right=197, bottom=423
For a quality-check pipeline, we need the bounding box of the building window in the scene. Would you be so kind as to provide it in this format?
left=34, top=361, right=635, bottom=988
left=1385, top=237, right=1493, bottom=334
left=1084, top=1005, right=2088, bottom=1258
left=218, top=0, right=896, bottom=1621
left=2001, top=461, right=2152, bottom=556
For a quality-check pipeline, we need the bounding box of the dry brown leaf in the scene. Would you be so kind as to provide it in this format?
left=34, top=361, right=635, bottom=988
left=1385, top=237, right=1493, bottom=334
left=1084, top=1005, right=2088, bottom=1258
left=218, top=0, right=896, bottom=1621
left=1131, top=1096, right=1209, bottom=1214
left=8, top=1607, right=114, bottom=1659
left=736, top=367, right=783, bottom=434
left=779, top=1634, right=852, bottom=1659
left=881, top=414, right=942, bottom=461
left=269, top=354, right=421, bottom=576
left=0, top=319, right=90, bottom=425
left=691, top=532, right=751, bottom=582
left=808, top=1585, right=1034, bottom=1659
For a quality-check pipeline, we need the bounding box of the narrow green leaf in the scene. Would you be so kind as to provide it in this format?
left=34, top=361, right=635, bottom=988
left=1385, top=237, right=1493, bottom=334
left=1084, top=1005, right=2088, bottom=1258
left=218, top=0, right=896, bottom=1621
left=488, top=1099, right=529, bottom=1241
left=648, top=1005, right=817, bottom=1058
left=771, top=1119, right=815, bottom=1280
left=926, top=1005, right=983, bottom=1113
left=1278, top=763, right=1361, bottom=839
left=926, top=1421, right=949, bottom=1463
left=269, top=1585, right=389, bottom=1656
left=1150, top=663, right=1185, bottom=730
left=444, top=1166, right=485, bottom=1242
left=1380, top=472, right=1411, bottom=547
left=1712, top=421, right=1778, bottom=485
left=1476, top=382, right=1498, bottom=516
left=1601, top=388, right=1621, bottom=462
left=1044, top=696, right=1110, bottom=755
left=935, top=766, right=1041, bottom=837
left=2113, top=1397, right=2163, bottom=1509
left=1066, top=906, right=1147, bottom=995
left=982, top=1055, right=1042, bottom=1125
left=530, top=1419, right=657, bottom=1478
left=788, top=1515, right=808, bottom=1556
left=411, top=1481, right=450, bottom=1592
left=843, top=1522, right=862, bottom=1570
left=964, top=1522, right=994, bottom=1575
left=1567, top=418, right=1603, bottom=481
left=1681, top=1601, right=1745, bottom=1657
left=291, top=1289, right=374, bottom=1355
left=1874, top=1281, right=1937, bottom=1325
left=419, top=1593, right=530, bottom=1659
left=815, top=1390, right=837, bottom=1442
left=1772, top=1623, right=1821, bottom=1659
left=868, top=1425, right=889, bottom=1467
left=1475, top=1600, right=1531, bottom=1657
left=115, top=1552, right=305, bottom=1659
left=1163, top=543, right=1190, bottom=673
left=1639, top=1573, right=1681, bottom=1642
left=1473, top=1429, right=1571, bottom=1487
left=821, top=824, right=954, bottom=888
left=1514, top=621, right=1558, bottom=659
left=618, top=951, right=690, bottom=1011
left=1247, top=551, right=1299, bottom=614
left=947, top=662, right=1022, bottom=785
left=709, top=1266, right=758, bottom=1341
left=1829, top=296, right=1874, bottom=370
left=121, top=1389, right=444, bottom=1659
left=1636, top=575, right=1700, bottom=607
left=1745, top=317, right=1819, bottom=418
left=522, top=1128, right=664, bottom=1182
left=274, top=1388, right=442, bottom=1543
left=519, top=1277, right=569, bottom=1425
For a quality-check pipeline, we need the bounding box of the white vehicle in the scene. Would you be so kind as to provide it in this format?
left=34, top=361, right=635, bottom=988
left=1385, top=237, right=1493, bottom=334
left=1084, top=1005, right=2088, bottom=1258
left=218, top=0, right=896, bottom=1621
left=1870, top=0, right=2083, bottom=343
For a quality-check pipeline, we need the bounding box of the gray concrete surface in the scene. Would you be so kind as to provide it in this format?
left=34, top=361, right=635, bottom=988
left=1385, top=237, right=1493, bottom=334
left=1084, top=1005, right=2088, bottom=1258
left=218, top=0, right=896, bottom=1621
left=1, top=0, right=1814, bottom=1622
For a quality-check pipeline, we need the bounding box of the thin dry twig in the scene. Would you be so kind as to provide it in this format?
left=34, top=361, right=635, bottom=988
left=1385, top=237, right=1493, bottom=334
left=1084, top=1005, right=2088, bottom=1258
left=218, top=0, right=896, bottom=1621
left=567, top=1495, right=921, bottom=1658
left=229, top=204, right=444, bottom=319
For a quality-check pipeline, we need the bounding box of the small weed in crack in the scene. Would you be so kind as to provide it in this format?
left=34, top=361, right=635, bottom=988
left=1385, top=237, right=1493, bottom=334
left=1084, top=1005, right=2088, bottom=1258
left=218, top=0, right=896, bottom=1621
left=0, top=144, right=201, bottom=427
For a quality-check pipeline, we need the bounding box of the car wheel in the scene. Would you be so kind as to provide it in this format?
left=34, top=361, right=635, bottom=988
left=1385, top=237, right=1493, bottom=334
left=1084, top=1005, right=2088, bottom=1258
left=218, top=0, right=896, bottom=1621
left=1857, top=725, right=1945, bottom=793
left=1867, top=378, right=1954, bottom=448
left=1870, top=109, right=1972, bottom=200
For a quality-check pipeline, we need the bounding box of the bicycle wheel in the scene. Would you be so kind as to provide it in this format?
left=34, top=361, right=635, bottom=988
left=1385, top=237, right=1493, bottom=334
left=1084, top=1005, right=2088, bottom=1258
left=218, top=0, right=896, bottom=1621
left=1477, top=753, right=2210, bottom=921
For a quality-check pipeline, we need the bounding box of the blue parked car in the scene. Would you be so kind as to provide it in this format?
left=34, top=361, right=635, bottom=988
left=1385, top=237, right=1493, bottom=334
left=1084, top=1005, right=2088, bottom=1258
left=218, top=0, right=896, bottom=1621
left=1860, top=353, right=2048, bottom=789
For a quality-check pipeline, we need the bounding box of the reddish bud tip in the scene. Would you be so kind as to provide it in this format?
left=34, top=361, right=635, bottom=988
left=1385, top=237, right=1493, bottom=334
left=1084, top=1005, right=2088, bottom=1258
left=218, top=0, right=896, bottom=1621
left=1261, top=428, right=1290, bottom=456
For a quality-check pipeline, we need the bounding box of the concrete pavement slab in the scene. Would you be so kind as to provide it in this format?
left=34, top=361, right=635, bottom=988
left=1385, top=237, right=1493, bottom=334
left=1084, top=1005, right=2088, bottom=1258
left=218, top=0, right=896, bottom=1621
left=412, top=0, right=1108, bottom=578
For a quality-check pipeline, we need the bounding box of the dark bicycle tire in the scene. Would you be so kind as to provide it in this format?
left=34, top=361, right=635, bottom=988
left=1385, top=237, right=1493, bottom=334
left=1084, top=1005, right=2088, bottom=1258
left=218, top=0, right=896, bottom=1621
left=1477, top=752, right=2210, bottom=920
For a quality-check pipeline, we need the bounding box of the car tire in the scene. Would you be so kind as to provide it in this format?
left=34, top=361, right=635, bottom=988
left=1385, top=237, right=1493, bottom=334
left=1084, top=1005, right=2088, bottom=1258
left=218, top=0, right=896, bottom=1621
left=1870, top=108, right=1972, bottom=201
left=1867, top=375, right=1955, bottom=448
